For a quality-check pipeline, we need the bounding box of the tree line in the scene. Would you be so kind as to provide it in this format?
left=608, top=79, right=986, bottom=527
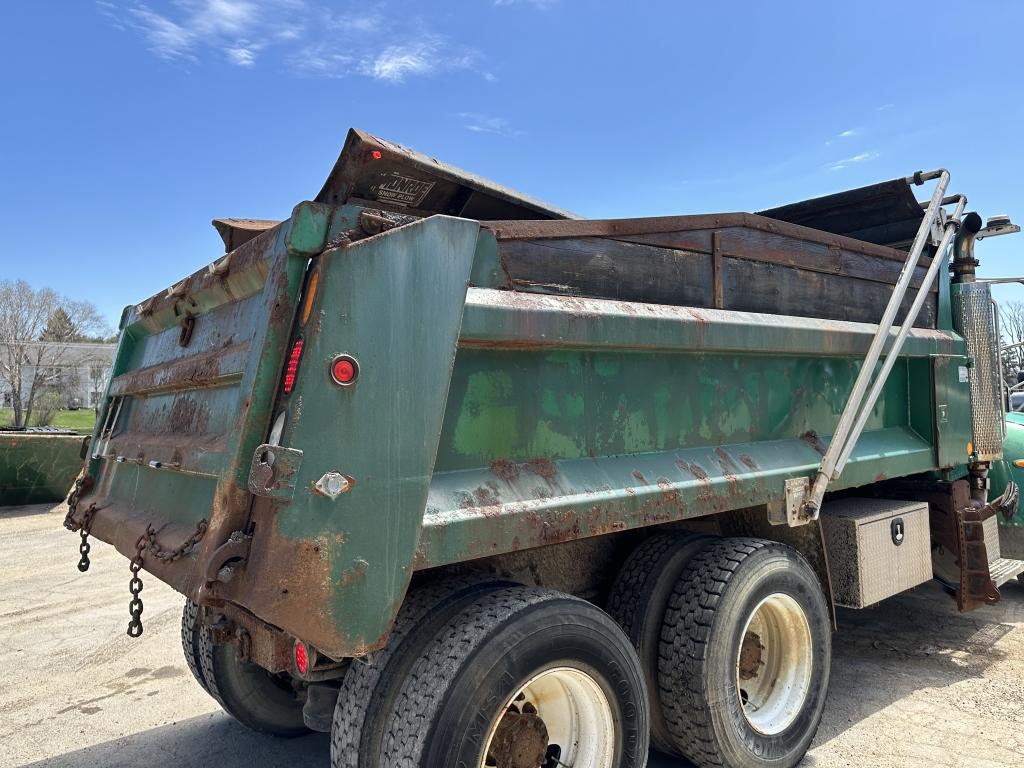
left=0, top=279, right=112, bottom=428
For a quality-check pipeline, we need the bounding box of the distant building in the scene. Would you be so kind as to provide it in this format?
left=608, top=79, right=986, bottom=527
left=1, top=341, right=116, bottom=410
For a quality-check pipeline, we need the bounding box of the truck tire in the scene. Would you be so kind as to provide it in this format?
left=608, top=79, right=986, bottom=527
left=659, top=538, right=831, bottom=768
left=330, top=575, right=512, bottom=768
left=381, top=586, right=649, bottom=768
left=606, top=532, right=713, bottom=755
left=181, top=599, right=210, bottom=695
left=194, top=612, right=309, bottom=737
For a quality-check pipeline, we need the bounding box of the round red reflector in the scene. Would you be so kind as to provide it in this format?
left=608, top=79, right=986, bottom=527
left=371, top=150, right=383, bottom=160
left=294, top=641, right=308, bottom=675
left=333, top=359, right=355, bottom=383
left=330, top=355, right=359, bottom=386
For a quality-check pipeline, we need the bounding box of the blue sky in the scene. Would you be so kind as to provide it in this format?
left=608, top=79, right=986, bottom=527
left=2, top=0, right=1023, bottom=330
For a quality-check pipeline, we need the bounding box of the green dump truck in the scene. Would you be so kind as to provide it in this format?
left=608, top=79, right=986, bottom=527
left=64, top=130, right=1023, bottom=768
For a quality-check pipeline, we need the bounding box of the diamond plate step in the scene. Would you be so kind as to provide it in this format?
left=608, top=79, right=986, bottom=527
left=988, top=557, right=1024, bottom=587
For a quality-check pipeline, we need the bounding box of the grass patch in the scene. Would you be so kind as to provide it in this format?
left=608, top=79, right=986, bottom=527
left=0, top=408, right=96, bottom=432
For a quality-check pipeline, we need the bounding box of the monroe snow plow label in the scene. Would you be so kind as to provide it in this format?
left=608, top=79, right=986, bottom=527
left=373, top=173, right=435, bottom=207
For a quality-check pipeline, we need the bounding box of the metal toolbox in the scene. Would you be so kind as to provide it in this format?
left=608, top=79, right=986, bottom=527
left=820, top=498, right=932, bottom=608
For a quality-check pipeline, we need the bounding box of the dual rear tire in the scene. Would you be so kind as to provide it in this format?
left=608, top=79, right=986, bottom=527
left=334, top=581, right=649, bottom=768
left=181, top=533, right=830, bottom=768
left=182, top=584, right=650, bottom=767
left=609, top=535, right=832, bottom=768
left=181, top=600, right=308, bottom=737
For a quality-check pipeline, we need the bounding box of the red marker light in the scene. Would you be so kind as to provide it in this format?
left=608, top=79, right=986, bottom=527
left=294, top=640, right=309, bottom=675
left=283, top=338, right=304, bottom=394
left=371, top=150, right=382, bottom=160
left=330, top=355, right=359, bottom=386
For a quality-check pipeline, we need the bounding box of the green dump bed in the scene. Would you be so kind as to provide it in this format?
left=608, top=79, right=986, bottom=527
left=71, top=130, right=970, bottom=660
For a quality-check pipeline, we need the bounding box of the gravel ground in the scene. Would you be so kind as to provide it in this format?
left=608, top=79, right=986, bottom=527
left=2, top=503, right=1023, bottom=768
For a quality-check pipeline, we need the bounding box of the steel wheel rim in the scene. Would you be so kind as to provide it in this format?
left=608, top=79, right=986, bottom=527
left=480, top=666, right=615, bottom=768
left=735, top=593, right=814, bottom=735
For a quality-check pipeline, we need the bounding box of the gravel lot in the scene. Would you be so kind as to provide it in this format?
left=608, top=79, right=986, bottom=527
left=3, top=503, right=1023, bottom=768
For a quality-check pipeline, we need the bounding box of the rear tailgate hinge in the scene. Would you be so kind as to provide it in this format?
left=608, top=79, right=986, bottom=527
left=204, top=530, right=255, bottom=585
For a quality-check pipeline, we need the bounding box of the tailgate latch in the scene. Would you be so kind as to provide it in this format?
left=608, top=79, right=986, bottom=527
left=248, top=444, right=303, bottom=500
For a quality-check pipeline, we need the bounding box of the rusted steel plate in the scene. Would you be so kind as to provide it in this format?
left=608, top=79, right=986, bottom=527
left=493, top=234, right=937, bottom=327
left=76, top=203, right=334, bottom=628
left=108, top=341, right=250, bottom=397
left=212, top=215, right=483, bottom=659
left=212, top=218, right=281, bottom=252
left=757, top=177, right=925, bottom=249
left=417, top=429, right=935, bottom=569
left=316, top=128, right=575, bottom=220
left=484, top=211, right=927, bottom=265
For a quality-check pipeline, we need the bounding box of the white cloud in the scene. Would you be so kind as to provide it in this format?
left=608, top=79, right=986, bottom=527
left=359, top=36, right=476, bottom=83
left=362, top=39, right=439, bottom=82
left=275, top=24, right=303, bottom=40
left=494, top=0, right=557, bottom=8
left=225, top=43, right=259, bottom=67
left=825, top=128, right=859, bottom=146
left=102, top=1, right=480, bottom=83
left=96, top=0, right=127, bottom=30
left=459, top=112, right=521, bottom=136
left=288, top=44, right=354, bottom=78
left=828, top=151, right=880, bottom=171
left=127, top=6, right=196, bottom=61
left=106, top=0, right=296, bottom=68
left=329, top=13, right=378, bottom=33
left=189, top=0, right=259, bottom=35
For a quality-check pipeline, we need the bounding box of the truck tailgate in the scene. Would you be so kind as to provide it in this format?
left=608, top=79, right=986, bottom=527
left=80, top=203, right=333, bottom=598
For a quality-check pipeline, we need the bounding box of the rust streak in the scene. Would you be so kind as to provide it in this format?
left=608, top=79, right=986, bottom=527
left=715, top=447, right=741, bottom=497
left=800, top=431, right=827, bottom=456
left=490, top=458, right=520, bottom=482
left=524, top=458, right=558, bottom=482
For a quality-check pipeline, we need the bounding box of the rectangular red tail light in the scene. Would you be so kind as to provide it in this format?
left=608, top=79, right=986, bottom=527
left=283, top=338, right=304, bottom=395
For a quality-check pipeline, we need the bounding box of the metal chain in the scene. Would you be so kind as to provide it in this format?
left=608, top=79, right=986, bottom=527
left=125, top=519, right=209, bottom=638
left=127, top=534, right=147, bottom=638
left=63, top=473, right=209, bottom=638
left=63, top=475, right=98, bottom=572
left=144, top=519, right=209, bottom=563
left=62, top=474, right=90, bottom=531
left=76, top=504, right=98, bottom=572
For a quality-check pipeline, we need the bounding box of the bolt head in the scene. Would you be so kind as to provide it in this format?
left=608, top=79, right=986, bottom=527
left=314, top=471, right=351, bottom=500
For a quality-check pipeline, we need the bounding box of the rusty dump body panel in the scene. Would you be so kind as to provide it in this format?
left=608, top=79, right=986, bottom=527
left=69, top=129, right=978, bottom=661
